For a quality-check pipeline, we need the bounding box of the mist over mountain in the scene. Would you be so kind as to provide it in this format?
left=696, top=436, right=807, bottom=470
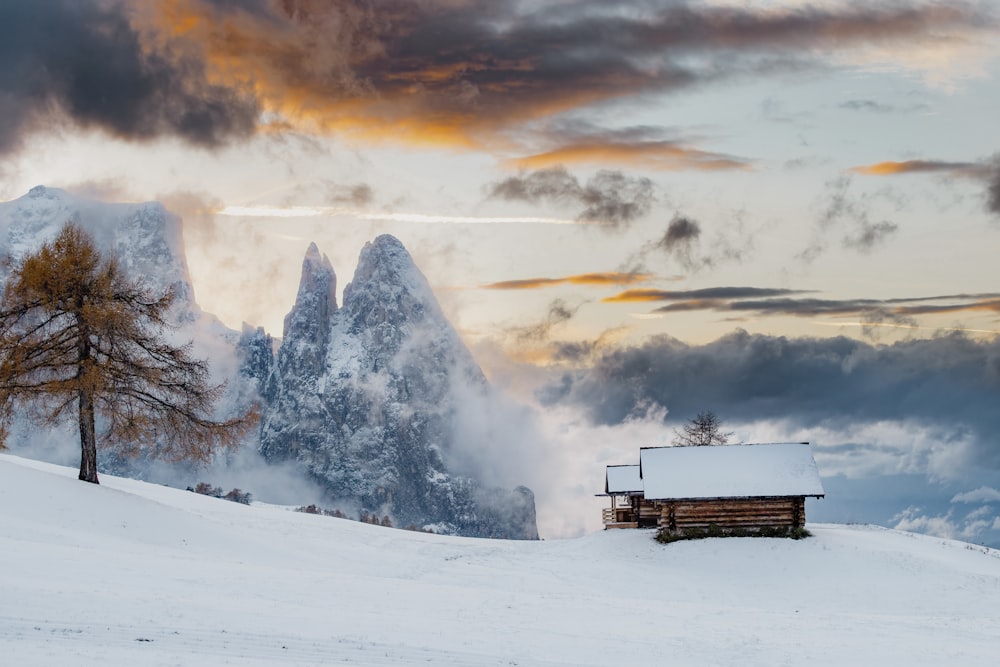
left=0, top=187, right=537, bottom=539
left=0, top=185, right=196, bottom=318
left=259, top=236, right=537, bottom=538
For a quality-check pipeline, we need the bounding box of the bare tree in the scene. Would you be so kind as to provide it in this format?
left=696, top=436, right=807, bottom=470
left=673, top=410, right=733, bottom=446
left=0, top=223, right=256, bottom=483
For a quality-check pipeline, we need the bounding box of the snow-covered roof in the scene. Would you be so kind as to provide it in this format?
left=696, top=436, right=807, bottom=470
left=605, top=465, right=643, bottom=495
left=639, top=443, right=825, bottom=501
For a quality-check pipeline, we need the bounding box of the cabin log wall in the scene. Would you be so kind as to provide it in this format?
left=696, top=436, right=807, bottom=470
left=656, top=496, right=806, bottom=533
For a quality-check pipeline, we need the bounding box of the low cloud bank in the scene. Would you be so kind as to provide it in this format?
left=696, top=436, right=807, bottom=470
left=540, top=330, right=1000, bottom=465
left=523, top=329, right=1000, bottom=543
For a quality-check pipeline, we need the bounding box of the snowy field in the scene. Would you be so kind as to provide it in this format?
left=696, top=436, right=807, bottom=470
left=2, top=454, right=999, bottom=666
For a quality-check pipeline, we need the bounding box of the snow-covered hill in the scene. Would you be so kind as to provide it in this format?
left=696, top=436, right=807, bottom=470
left=2, top=453, right=998, bottom=666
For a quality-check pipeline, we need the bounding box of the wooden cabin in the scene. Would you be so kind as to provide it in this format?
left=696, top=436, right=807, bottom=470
left=600, top=442, right=825, bottom=536
left=600, top=465, right=645, bottom=528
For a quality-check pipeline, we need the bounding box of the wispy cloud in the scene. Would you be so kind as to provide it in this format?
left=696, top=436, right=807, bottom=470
left=951, top=486, right=1000, bottom=503
left=622, top=213, right=757, bottom=275
left=326, top=182, right=374, bottom=207
left=852, top=155, right=1000, bottom=217
left=217, top=204, right=580, bottom=225
left=512, top=140, right=752, bottom=172
left=602, top=286, right=1000, bottom=324
left=838, top=99, right=929, bottom=114
left=800, top=176, right=901, bottom=262
left=604, top=286, right=808, bottom=304
left=482, top=273, right=652, bottom=290
left=851, top=160, right=980, bottom=176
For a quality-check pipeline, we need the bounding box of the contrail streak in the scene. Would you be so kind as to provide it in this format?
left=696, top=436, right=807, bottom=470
left=218, top=204, right=579, bottom=225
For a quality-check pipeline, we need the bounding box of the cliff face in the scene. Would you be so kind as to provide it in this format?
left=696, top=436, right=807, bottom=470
left=0, top=186, right=196, bottom=319
left=260, top=235, right=538, bottom=539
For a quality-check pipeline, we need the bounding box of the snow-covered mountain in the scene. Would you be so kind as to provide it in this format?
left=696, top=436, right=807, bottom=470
left=260, top=236, right=538, bottom=539
left=0, top=187, right=259, bottom=451
left=0, top=187, right=537, bottom=539
left=3, top=454, right=998, bottom=667
left=0, top=185, right=198, bottom=321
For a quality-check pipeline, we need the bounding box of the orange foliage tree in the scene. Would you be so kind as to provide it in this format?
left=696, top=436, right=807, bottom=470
left=0, top=223, right=255, bottom=483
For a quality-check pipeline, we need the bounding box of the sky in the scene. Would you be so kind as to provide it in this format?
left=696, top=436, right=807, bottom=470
left=2, top=0, right=1000, bottom=542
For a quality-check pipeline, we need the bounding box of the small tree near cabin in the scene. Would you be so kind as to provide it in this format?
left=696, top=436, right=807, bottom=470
left=0, top=223, right=255, bottom=483
left=673, top=410, right=733, bottom=446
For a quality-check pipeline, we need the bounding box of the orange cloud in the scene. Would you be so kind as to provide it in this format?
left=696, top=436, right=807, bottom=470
left=850, top=160, right=978, bottom=175
left=512, top=142, right=752, bottom=171
left=602, top=289, right=675, bottom=303
left=101, top=0, right=996, bottom=156
left=483, top=272, right=652, bottom=290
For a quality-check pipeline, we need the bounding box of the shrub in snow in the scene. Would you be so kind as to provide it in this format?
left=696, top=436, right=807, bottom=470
left=193, top=482, right=224, bottom=498
left=656, top=524, right=812, bottom=544
left=190, top=483, right=252, bottom=504
left=295, top=504, right=348, bottom=518
left=224, top=488, right=252, bottom=505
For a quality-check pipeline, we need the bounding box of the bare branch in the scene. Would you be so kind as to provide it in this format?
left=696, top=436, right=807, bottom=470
left=673, top=410, right=734, bottom=447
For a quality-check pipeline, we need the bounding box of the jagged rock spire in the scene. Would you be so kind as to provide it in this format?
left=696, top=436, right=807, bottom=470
left=259, top=235, right=537, bottom=539
left=283, top=242, right=337, bottom=341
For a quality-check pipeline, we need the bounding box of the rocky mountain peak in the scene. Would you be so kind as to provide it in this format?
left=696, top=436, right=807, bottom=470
left=260, top=235, right=537, bottom=539
left=281, top=242, right=337, bottom=353
left=342, top=234, right=435, bottom=341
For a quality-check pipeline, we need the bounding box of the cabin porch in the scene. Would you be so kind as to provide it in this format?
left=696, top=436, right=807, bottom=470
left=601, top=496, right=659, bottom=529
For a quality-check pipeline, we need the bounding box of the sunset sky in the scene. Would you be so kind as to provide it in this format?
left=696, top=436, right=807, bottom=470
left=2, top=0, right=1000, bottom=540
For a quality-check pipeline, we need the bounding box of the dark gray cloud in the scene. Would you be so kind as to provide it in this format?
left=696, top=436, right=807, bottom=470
left=578, top=171, right=655, bottom=226
left=987, top=158, right=1000, bottom=216
left=487, top=167, right=654, bottom=227
left=326, top=183, right=374, bottom=207
left=603, top=286, right=1000, bottom=321
left=625, top=212, right=757, bottom=274
left=607, top=287, right=808, bottom=303
left=0, top=0, right=259, bottom=155
left=5, top=1, right=991, bottom=156
left=653, top=215, right=703, bottom=271
left=840, top=99, right=895, bottom=113
left=538, top=329, right=1000, bottom=466
left=838, top=99, right=930, bottom=114
left=488, top=167, right=579, bottom=203
left=843, top=219, right=900, bottom=252
left=662, top=216, right=701, bottom=250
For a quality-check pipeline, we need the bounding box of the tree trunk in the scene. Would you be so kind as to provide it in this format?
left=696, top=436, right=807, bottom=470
left=75, top=307, right=99, bottom=484
left=78, top=387, right=99, bottom=484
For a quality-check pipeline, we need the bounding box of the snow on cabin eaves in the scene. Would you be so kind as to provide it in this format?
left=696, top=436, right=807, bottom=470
left=639, top=442, right=825, bottom=501
left=604, top=465, right=643, bottom=495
